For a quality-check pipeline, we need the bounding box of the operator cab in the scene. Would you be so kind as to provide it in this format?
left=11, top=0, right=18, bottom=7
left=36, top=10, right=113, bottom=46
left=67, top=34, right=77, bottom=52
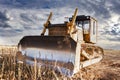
left=70, top=15, right=98, bottom=43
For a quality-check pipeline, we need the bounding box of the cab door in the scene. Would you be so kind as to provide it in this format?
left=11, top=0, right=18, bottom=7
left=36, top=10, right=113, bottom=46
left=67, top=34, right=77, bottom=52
left=90, top=19, right=97, bottom=43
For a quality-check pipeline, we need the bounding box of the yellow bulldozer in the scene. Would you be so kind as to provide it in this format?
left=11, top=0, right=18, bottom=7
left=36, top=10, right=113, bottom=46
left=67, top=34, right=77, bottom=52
left=17, top=8, right=103, bottom=76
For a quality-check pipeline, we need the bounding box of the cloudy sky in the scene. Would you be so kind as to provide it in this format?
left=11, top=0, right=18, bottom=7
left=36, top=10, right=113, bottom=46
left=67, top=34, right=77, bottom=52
left=0, top=0, right=119, bottom=49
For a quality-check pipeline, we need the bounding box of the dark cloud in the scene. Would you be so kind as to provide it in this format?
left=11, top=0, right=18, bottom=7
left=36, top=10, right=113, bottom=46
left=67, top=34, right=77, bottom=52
left=0, top=29, right=22, bottom=37
left=0, top=0, right=66, bottom=9
left=0, top=0, right=118, bottom=20
left=0, top=11, right=9, bottom=21
left=102, top=27, right=120, bottom=35
left=20, top=13, right=34, bottom=22
left=0, top=22, right=11, bottom=28
left=101, top=24, right=120, bottom=42
left=88, top=1, right=111, bottom=19
left=0, top=10, right=12, bottom=28
left=108, top=0, right=120, bottom=14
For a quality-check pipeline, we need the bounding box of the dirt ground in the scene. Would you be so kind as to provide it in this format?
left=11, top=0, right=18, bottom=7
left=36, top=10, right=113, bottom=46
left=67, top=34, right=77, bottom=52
left=72, top=49, right=120, bottom=80
left=0, top=46, right=120, bottom=80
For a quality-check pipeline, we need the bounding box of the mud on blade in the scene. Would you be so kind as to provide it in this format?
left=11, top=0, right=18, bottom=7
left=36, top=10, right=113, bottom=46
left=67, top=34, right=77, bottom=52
left=17, top=36, right=77, bottom=76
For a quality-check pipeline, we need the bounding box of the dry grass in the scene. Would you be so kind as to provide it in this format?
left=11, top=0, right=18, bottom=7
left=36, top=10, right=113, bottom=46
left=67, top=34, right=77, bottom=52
left=0, top=46, right=71, bottom=80
left=0, top=46, right=120, bottom=80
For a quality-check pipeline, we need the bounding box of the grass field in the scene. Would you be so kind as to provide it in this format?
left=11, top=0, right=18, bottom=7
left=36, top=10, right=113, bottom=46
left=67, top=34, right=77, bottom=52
left=0, top=46, right=120, bottom=80
left=0, top=46, right=69, bottom=80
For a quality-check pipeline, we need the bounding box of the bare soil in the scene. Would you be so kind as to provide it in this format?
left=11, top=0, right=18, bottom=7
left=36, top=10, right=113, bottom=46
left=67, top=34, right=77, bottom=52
left=72, top=49, right=120, bottom=80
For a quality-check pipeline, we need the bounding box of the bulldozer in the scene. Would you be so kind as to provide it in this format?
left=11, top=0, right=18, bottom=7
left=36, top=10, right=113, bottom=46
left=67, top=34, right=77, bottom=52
left=17, top=8, right=103, bottom=76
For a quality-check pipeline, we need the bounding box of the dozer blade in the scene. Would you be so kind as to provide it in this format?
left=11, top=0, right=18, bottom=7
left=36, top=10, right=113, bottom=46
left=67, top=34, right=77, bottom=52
left=17, top=36, right=77, bottom=76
